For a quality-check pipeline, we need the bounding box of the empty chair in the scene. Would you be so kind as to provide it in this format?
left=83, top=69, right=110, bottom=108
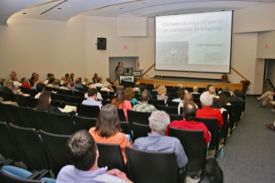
left=126, top=147, right=182, bottom=183
left=119, top=121, right=132, bottom=136
left=156, top=105, right=178, bottom=114
left=77, top=104, right=100, bottom=118
left=50, top=100, right=62, bottom=108
left=169, top=127, right=206, bottom=177
left=127, top=110, right=151, bottom=127
left=14, top=95, right=31, bottom=107
left=40, top=130, right=71, bottom=177
left=48, top=111, right=75, bottom=135
left=169, top=114, right=183, bottom=122
left=0, top=102, right=9, bottom=122
left=29, top=97, right=38, bottom=108
left=0, top=103, right=22, bottom=126
left=0, top=122, right=22, bottom=161
left=15, top=106, right=38, bottom=128
left=65, top=95, right=84, bottom=104
left=31, top=109, right=57, bottom=134
left=9, top=124, right=51, bottom=171
left=167, top=101, right=180, bottom=106
left=132, top=122, right=150, bottom=141
left=73, top=116, right=97, bottom=131
left=195, top=117, right=219, bottom=157
left=73, top=91, right=84, bottom=98
left=117, top=109, right=126, bottom=121
left=97, top=143, right=126, bottom=173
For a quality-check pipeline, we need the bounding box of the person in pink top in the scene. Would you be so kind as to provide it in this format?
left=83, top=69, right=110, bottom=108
left=112, top=88, right=132, bottom=121
left=89, top=104, right=132, bottom=163
left=196, top=91, right=223, bottom=127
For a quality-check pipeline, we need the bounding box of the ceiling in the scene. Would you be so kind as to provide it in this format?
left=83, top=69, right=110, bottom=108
left=1, top=0, right=274, bottom=25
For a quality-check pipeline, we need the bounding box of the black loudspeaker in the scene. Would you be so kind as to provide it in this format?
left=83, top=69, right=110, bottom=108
left=97, top=37, right=107, bottom=50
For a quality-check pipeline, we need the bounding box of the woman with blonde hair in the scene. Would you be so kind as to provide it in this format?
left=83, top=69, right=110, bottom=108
left=157, top=85, right=168, bottom=103
left=89, top=104, right=132, bottom=163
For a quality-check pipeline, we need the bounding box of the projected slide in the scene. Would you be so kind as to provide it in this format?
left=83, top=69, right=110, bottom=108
left=155, top=11, right=233, bottom=73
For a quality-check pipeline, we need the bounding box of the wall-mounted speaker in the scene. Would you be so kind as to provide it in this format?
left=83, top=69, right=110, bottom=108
left=97, top=37, right=107, bottom=50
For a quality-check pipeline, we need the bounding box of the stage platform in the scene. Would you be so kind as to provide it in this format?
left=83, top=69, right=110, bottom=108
left=139, top=76, right=243, bottom=90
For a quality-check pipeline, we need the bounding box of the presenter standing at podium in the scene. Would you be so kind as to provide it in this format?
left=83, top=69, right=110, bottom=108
left=116, top=62, right=126, bottom=79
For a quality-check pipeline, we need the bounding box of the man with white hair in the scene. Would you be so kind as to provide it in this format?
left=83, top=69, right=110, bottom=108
left=208, top=86, right=219, bottom=99
left=133, top=111, right=188, bottom=168
left=196, top=92, right=223, bottom=127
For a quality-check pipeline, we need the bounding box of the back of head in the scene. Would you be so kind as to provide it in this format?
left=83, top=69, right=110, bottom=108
left=36, top=92, right=51, bottom=110
left=66, top=130, right=97, bottom=171
left=95, top=104, right=121, bottom=138
left=36, top=83, right=46, bottom=93
left=219, top=93, right=229, bottom=106
left=233, top=89, right=243, bottom=98
left=149, top=111, right=170, bottom=133
left=124, top=87, right=134, bottom=100
left=193, top=85, right=199, bottom=92
left=177, top=88, right=185, bottom=99
left=140, top=90, right=150, bottom=101
left=140, top=84, right=146, bottom=92
left=212, top=98, right=221, bottom=109
left=200, top=92, right=213, bottom=107
left=0, top=78, right=6, bottom=86
left=21, top=77, right=27, bottom=83
left=222, top=85, right=229, bottom=92
left=87, top=88, right=97, bottom=97
left=184, top=93, right=193, bottom=102
left=70, top=81, right=76, bottom=88
left=182, top=102, right=197, bottom=121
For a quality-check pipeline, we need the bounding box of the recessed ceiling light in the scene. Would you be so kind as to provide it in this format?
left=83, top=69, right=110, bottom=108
left=119, top=7, right=123, bottom=10
left=67, top=5, right=72, bottom=8
left=57, top=8, right=62, bottom=10
left=23, top=12, right=27, bottom=14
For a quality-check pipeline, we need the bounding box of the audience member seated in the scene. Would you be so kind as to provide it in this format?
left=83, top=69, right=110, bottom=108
left=157, top=85, right=168, bottom=103
left=0, top=78, right=5, bottom=102
left=133, top=110, right=188, bottom=168
left=59, top=81, right=70, bottom=90
left=112, top=89, right=132, bottom=121
left=133, top=81, right=140, bottom=92
left=21, top=77, right=31, bottom=89
left=84, top=84, right=103, bottom=101
left=69, top=73, right=75, bottom=82
left=46, top=78, right=55, bottom=88
left=152, top=83, right=159, bottom=91
left=4, top=80, right=19, bottom=94
left=92, top=73, right=99, bottom=83
left=29, top=72, right=36, bottom=86
left=219, top=93, right=231, bottom=107
left=36, top=92, right=74, bottom=114
left=44, top=73, right=54, bottom=85
left=133, top=90, right=157, bottom=112
left=106, top=77, right=113, bottom=85
left=172, top=88, right=185, bottom=103
left=178, top=93, right=198, bottom=115
left=212, top=98, right=228, bottom=119
left=196, top=92, right=223, bottom=127
left=35, top=83, right=46, bottom=99
left=83, top=77, right=90, bottom=86
left=191, top=85, right=200, bottom=94
left=166, top=102, right=211, bottom=145
left=89, top=104, right=132, bottom=163
left=64, top=73, right=70, bottom=82
left=30, top=73, right=40, bottom=89
left=53, top=79, right=61, bottom=89
left=125, top=87, right=139, bottom=106
left=257, top=90, right=274, bottom=108
left=219, top=85, right=231, bottom=97
left=57, top=130, right=132, bottom=183
left=101, top=81, right=114, bottom=92
left=138, top=84, right=152, bottom=98
left=69, top=81, right=79, bottom=92
left=82, top=88, right=103, bottom=109
left=10, top=71, right=21, bottom=87
left=75, top=77, right=84, bottom=89
left=94, top=77, right=104, bottom=88
left=209, top=86, right=218, bottom=99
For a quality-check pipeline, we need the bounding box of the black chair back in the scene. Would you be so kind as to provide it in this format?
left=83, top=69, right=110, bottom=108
left=117, top=109, right=126, bottom=121
left=119, top=121, right=132, bottom=136
left=48, top=111, right=75, bottom=135
left=148, top=99, right=166, bottom=107
left=132, top=122, right=150, bottom=141
left=167, top=101, right=180, bottom=106
left=126, top=147, right=179, bottom=183
left=15, top=106, right=38, bottom=128
left=0, top=103, right=22, bottom=126
left=9, top=124, right=51, bottom=170
left=40, top=130, right=71, bottom=177
left=0, top=103, right=9, bottom=122
left=73, top=116, right=97, bottom=131
left=220, top=111, right=229, bottom=145
left=168, top=127, right=205, bottom=175
left=127, top=110, right=151, bottom=128
left=77, top=104, right=100, bottom=118
left=156, top=105, right=178, bottom=114
left=14, top=95, right=31, bottom=107
left=223, top=105, right=234, bottom=134
left=169, top=114, right=183, bottom=122
left=31, top=109, right=57, bottom=133
left=97, top=143, right=126, bottom=173
left=0, top=122, right=22, bottom=161
left=195, top=117, right=219, bottom=157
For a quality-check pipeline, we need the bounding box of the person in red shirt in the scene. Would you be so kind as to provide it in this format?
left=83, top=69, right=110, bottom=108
left=21, top=77, right=31, bottom=89
left=196, top=91, right=223, bottom=127
left=166, top=102, right=211, bottom=145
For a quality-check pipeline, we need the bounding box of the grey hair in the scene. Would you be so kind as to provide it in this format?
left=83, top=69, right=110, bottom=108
left=200, top=91, right=213, bottom=107
left=149, top=111, right=170, bottom=133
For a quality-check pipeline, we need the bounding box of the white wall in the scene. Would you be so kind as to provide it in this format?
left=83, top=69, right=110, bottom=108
left=0, top=16, right=86, bottom=81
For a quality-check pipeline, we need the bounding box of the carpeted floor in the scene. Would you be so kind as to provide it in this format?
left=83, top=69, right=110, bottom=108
left=187, top=95, right=275, bottom=183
